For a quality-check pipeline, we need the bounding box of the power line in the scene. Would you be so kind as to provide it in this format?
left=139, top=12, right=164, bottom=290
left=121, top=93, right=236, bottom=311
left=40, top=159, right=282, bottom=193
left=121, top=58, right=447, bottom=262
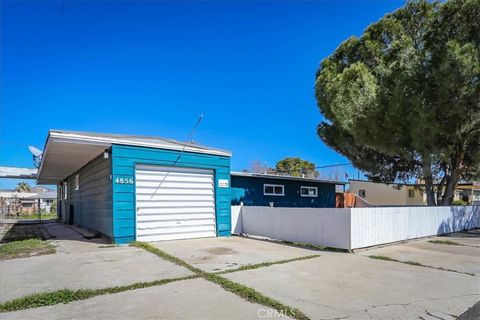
left=315, top=163, right=352, bottom=169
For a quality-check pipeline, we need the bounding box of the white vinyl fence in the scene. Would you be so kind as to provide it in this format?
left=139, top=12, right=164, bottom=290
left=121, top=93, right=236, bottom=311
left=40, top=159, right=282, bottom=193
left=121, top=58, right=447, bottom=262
left=232, top=205, right=480, bottom=250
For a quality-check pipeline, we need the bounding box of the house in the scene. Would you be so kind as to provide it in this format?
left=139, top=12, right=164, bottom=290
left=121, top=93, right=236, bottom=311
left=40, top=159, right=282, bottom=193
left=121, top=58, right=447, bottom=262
left=348, top=179, right=424, bottom=206
left=231, top=171, right=346, bottom=208
left=36, top=130, right=232, bottom=244
left=455, top=181, right=480, bottom=205
left=348, top=179, right=480, bottom=206
left=0, top=190, right=56, bottom=215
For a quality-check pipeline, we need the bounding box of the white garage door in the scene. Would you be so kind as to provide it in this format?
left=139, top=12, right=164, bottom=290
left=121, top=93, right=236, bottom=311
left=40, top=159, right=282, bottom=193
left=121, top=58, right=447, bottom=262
left=135, top=164, right=216, bottom=242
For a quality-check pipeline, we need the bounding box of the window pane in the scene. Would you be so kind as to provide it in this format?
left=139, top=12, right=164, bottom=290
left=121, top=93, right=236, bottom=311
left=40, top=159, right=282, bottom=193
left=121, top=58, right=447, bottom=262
left=264, top=186, right=274, bottom=194
left=274, top=186, right=283, bottom=194
left=301, top=188, right=309, bottom=195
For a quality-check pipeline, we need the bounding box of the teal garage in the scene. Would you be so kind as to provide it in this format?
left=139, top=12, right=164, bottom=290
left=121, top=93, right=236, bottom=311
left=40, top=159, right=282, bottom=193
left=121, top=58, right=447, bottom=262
left=37, top=130, right=232, bottom=244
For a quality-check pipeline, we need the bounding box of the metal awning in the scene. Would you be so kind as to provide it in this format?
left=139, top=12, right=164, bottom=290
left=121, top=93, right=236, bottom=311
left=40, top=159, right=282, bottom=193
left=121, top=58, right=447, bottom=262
left=37, top=130, right=232, bottom=185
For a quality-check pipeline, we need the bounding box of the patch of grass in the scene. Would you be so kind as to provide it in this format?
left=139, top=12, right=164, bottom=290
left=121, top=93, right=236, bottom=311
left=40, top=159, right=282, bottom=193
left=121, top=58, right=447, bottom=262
left=130, top=241, right=201, bottom=273
left=368, top=255, right=475, bottom=276
left=204, top=272, right=309, bottom=320
left=368, top=255, right=395, bottom=261
left=0, top=275, right=198, bottom=313
left=0, top=239, right=55, bottom=260
left=217, top=255, right=321, bottom=274
left=130, top=241, right=311, bottom=320
left=428, top=239, right=463, bottom=246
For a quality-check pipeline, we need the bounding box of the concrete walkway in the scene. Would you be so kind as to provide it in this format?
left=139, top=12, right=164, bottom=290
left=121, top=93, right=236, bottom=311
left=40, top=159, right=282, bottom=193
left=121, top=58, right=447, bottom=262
left=2, top=278, right=278, bottom=320
left=357, top=230, right=480, bottom=276
left=0, top=223, right=192, bottom=303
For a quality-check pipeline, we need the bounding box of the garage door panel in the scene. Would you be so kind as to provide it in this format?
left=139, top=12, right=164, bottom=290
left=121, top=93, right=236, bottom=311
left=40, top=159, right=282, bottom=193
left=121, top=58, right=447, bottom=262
left=137, top=224, right=216, bottom=236
left=137, top=231, right=215, bottom=242
left=136, top=175, right=213, bottom=183
left=137, top=213, right=215, bottom=222
left=136, top=201, right=214, bottom=208
left=137, top=218, right=215, bottom=229
left=136, top=188, right=214, bottom=195
left=135, top=182, right=213, bottom=189
left=136, top=194, right=214, bottom=201
left=137, top=207, right=215, bottom=215
left=135, top=165, right=216, bottom=242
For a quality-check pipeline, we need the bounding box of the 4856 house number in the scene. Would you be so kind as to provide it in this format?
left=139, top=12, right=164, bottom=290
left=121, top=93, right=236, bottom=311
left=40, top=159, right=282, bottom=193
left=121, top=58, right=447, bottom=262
left=115, top=177, right=134, bottom=184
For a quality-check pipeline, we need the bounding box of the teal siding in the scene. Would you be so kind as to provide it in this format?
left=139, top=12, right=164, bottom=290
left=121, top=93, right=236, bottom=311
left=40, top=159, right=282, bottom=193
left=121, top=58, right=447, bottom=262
left=62, top=153, right=113, bottom=238
left=112, top=144, right=231, bottom=244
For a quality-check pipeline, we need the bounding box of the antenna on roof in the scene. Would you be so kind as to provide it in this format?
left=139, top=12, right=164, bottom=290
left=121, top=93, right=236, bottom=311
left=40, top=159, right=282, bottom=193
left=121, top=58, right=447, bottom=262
left=187, top=113, right=204, bottom=144
left=149, top=113, right=205, bottom=199
left=28, top=146, right=43, bottom=168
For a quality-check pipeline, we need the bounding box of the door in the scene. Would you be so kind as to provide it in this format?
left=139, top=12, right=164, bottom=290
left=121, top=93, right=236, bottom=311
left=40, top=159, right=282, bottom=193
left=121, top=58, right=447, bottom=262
left=135, top=164, right=216, bottom=242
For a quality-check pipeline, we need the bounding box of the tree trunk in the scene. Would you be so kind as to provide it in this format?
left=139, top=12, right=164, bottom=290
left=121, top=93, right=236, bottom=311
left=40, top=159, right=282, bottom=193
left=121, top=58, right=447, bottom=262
left=422, top=155, right=436, bottom=206
left=441, top=151, right=465, bottom=206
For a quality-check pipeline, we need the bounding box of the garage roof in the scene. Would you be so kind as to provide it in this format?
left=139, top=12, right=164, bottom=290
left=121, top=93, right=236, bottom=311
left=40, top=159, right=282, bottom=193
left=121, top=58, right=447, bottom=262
left=37, top=130, right=231, bottom=184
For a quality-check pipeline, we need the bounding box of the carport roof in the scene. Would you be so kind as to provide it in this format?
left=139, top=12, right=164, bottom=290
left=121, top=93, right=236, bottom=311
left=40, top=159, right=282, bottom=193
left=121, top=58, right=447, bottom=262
left=37, top=130, right=231, bottom=184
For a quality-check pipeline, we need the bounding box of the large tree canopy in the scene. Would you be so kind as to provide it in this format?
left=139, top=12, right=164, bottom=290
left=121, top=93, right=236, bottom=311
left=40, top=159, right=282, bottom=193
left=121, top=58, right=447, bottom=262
left=275, top=157, right=319, bottom=178
left=315, top=0, right=479, bottom=205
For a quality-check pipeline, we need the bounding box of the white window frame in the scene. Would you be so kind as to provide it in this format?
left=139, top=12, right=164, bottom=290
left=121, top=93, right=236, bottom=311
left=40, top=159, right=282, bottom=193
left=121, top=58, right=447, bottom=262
left=300, top=186, right=318, bottom=197
left=75, top=174, right=80, bottom=191
left=63, top=182, right=68, bottom=200
left=263, top=184, right=285, bottom=196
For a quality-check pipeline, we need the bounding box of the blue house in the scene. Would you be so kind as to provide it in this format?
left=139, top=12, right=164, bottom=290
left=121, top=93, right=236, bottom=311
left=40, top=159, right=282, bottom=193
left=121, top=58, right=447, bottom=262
left=37, top=130, right=231, bottom=244
left=231, top=172, right=345, bottom=208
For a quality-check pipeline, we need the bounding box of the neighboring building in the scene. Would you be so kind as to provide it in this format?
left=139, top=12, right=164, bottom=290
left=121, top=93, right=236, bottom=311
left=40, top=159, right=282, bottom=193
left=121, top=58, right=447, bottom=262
left=231, top=172, right=346, bottom=208
left=0, top=190, right=56, bottom=215
left=349, top=179, right=480, bottom=206
left=36, top=130, right=232, bottom=244
left=455, top=181, right=480, bottom=205
left=31, top=186, right=53, bottom=194
left=348, top=180, right=424, bottom=206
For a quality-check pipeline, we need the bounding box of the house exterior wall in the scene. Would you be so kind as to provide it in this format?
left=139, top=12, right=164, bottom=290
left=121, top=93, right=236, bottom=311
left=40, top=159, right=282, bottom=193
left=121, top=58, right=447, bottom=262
left=348, top=180, right=424, bottom=206
left=111, top=144, right=231, bottom=244
left=59, top=153, right=113, bottom=238
left=231, top=176, right=336, bottom=208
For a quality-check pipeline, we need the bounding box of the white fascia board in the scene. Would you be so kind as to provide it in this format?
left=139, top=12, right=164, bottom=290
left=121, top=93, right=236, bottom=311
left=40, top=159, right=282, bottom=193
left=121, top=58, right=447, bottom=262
left=49, top=131, right=232, bottom=156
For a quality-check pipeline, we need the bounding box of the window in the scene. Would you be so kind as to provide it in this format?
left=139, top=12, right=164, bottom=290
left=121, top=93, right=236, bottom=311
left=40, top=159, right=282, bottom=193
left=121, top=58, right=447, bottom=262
left=358, top=189, right=366, bottom=198
left=408, top=189, right=415, bottom=198
left=264, top=184, right=284, bottom=196
left=75, top=174, right=80, bottom=191
left=62, top=182, right=68, bottom=200
left=300, top=186, right=318, bottom=197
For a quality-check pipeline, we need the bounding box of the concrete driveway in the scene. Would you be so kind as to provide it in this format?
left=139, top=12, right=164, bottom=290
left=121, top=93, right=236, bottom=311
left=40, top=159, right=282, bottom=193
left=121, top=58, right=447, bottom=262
left=1, top=227, right=479, bottom=319
left=2, top=278, right=277, bottom=320
left=0, top=223, right=193, bottom=303
left=357, top=230, right=480, bottom=276
left=150, top=236, right=318, bottom=272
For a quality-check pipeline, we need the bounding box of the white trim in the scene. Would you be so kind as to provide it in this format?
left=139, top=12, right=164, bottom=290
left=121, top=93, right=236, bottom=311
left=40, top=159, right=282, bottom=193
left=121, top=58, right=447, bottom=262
left=49, top=131, right=231, bottom=156
left=263, top=184, right=285, bottom=196
left=75, top=174, right=80, bottom=191
left=62, top=181, right=68, bottom=200
left=300, top=186, right=318, bottom=197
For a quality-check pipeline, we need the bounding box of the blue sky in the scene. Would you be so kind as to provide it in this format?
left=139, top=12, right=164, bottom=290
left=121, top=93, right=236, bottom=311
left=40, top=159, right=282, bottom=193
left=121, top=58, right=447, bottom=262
left=0, top=0, right=404, bottom=189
